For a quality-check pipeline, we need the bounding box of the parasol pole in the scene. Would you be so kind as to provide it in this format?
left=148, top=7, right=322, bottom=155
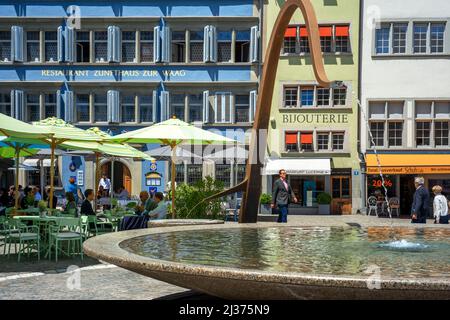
left=49, top=139, right=56, bottom=209
left=171, top=143, right=176, bottom=218
left=94, top=152, right=100, bottom=211
left=14, top=145, right=20, bottom=210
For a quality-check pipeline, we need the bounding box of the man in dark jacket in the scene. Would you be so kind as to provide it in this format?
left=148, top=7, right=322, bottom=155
left=271, top=169, right=297, bottom=223
left=80, top=189, right=95, bottom=216
left=411, top=177, right=430, bottom=224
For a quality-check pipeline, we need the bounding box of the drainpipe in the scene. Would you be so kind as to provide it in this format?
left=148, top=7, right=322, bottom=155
left=358, top=0, right=367, bottom=213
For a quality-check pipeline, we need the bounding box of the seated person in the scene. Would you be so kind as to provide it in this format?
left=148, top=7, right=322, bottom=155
left=115, top=186, right=129, bottom=200
left=20, top=186, right=35, bottom=209
left=80, top=189, right=96, bottom=216
left=44, top=187, right=57, bottom=209
left=135, top=191, right=157, bottom=216
left=64, top=192, right=78, bottom=217
left=146, top=192, right=168, bottom=220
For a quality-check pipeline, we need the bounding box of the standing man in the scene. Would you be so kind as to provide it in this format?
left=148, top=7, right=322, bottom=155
left=99, top=174, right=111, bottom=196
left=411, top=177, right=430, bottom=224
left=271, top=169, right=298, bottom=223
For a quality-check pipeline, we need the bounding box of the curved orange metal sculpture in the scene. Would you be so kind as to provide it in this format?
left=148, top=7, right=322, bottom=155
left=207, top=0, right=332, bottom=223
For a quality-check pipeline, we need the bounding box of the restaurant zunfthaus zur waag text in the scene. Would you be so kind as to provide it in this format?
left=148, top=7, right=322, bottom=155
left=263, top=0, right=361, bottom=215
left=0, top=0, right=262, bottom=196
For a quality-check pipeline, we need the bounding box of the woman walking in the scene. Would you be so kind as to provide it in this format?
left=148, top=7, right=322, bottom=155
left=432, top=185, right=448, bottom=224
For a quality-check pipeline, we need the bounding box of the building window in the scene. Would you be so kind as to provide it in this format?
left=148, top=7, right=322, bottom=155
left=188, top=93, right=202, bottom=122
left=214, top=93, right=232, bottom=123
left=139, top=94, right=153, bottom=122
left=332, top=133, right=344, bottom=150
left=317, top=133, right=329, bottom=150
left=300, top=87, right=314, bottom=107
left=320, top=26, right=333, bottom=53
left=236, top=164, right=246, bottom=183
left=316, top=88, right=330, bottom=107
left=0, top=93, right=11, bottom=115
left=430, top=23, right=445, bottom=53
left=0, top=31, right=11, bottom=62
left=283, top=27, right=297, bottom=54
left=235, top=94, right=249, bottom=123
left=370, top=122, right=385, bottom=147
left=217, top=30, right=232, bottom=62
left=435, top=121, right=449, bottom=146
left=335, top=26, right=350, bottom=53
left=26, top=31, right=40, bottom=62
left=215, top=164, right=231, bottom=188
left=388, top=122, right=403, bottom=147
left=333, top=87, right=347, bottom=106
left=285, top=25, right=349, bottom=54
left=175, top=164, right=185, bottom=184
left=140, top=31, right=154, bottom=62
left=413, top=23, right=428, bottom=54
left=392, top=23, right=407, bottom=54
left=170, top=94, right=185, bottom=120
left=376, top=25, right=390, bottom=54
left=189, top=30, right=204, bottom=62
left=76, top=31, right=90, bottom=62
left=285, top=132, right=298, bottom=152
left=235, top=30, right=250, bottom=62
left=26, top=94, right=40, bottom=122
left=121, top=94, right=135, bottom=122
left=416, top=121, right=431, bottom=146
left=94, top=31, right=108, bottom=62
left=44, top=93, right=56, bottom=118
left=94, top=94, right=107, bottom=122
left=171, top=31, right=186, bottom=62
left=76, top=94, right=90, bottom=122
left=300, top=132, right=313, bottom=151
left=187, top=164, right=202, bottom=184
left=284, top=87, right=298, bottom=108
left=122, top=31, right=136, bottom=62
left=44, top=31, right=57, bottom=62
left=299, top=27, right=310, bottom=53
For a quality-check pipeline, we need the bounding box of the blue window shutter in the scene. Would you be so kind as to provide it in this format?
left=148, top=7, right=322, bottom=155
left=56, top=90, right=62, bottom=118
left=107, top=90, right=120, bottom=123
left=249, top=90, right=257, bottom=122
left=57, top=26, right=64, bottom=62
left=64, top=90, right=74, bottom=123
left=250, top=26, right=259, bottom=63
left=153, top=26, right=161, bottom=63
left=161, top=26, right=171, bottom=63
left=160, top=91, right=169, bottom=121
left=203, top=26, right=210, bottom=62
left=11, top=26, right=24, bottom=62
left=152, top=90, right=158, bottom=122
left=108, top=26, right=121, bottom=62
left=209, top=26, right=217, bottom=62
left=64, top=26, right=75, bottom=62
left=202, top=90, right=209, bottom=123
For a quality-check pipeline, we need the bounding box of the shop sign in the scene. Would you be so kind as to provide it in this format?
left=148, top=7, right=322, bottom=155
left=367, top=166, right=450, bottom=175
left=282, top=113, right=349, bottom=124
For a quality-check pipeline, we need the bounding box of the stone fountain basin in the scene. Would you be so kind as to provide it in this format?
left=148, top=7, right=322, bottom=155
left=83, top=224, right=450, bottom=300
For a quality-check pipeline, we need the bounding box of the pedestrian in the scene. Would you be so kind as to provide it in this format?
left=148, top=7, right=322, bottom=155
left=66, top=177, right=78, bottom=204
left=271, top=169, right=298, bottom=223
left=99, top=174, right=111, bottom=196
left=432, top=185, right=448, bottom=224
left=33, top=186, right=42, bottom=201
left=411, top=177, right=430, bottom=224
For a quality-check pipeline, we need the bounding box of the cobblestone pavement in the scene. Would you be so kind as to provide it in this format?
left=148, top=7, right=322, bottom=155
left=1, top=215, right=448, bottom=300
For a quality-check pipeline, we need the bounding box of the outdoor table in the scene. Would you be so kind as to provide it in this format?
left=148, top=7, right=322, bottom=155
left=14, top=208, right=40, bottom=215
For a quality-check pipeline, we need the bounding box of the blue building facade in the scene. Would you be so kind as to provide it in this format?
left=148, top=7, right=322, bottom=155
left=0, top=0, right=261, bottom=196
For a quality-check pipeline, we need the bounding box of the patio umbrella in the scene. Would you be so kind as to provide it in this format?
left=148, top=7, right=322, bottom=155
left=0, top=146, right=39, bottom=158
left=0, top=113, right=53, bottom=209
left=145, top=145, right=203, bottom=162
left=108, top=117, right=237, bottom=217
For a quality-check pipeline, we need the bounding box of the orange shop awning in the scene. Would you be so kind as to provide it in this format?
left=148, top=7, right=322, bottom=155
left=285, top=27, right=297, bottom=37
left=335, top=26, right=350, bottom=37
left=299, top=27, right=308, bottom=37
left=285, top=132, right=298, bottom=144
left=319, top=26, right=333, bottom=37
left=365, top=154, right=450, bottom=175
left=301, top=133, right=313, bottom=144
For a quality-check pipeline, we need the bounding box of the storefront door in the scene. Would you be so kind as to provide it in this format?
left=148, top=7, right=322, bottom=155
left=331, top=176, right=352, bottom=215
left=400, top=175, right=415, bottom=216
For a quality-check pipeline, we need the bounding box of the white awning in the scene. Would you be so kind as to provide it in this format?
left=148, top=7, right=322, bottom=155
left=262, top=158, right=331, bottom=175
left=23, top=159, right=51, bottom=167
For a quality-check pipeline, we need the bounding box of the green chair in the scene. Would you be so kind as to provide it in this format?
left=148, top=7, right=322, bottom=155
left=81, top=215, right=113, bottom=238
left=48, top=217, right=83, bottom=262
left=5, top=219, right=40, bottom=262
left=0, top=216, right=8, bottom=254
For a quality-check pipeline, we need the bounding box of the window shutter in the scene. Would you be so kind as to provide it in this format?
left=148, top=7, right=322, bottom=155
left=230, top=95, right=235, bottom=123
left=108, top=26, right=121, bottom=62
left=160, top=91, right=169, bottom=121
left=250, top=26, right=259, bottom=63
left=153, top=26, right=161, bottom=63
left=209, top=26, right=217, bottom=62
left=11, top=26, right=24, bottom=62
left=57, top=26, right=64, bottom=62
left=249, top=90, right=257, bottom=122
left=11, top=90, right=24, bottom=120
left=202, top=90, right=209, bottom=123
left=9, top=90, right=14, bottom=117
left=203, top=26, right=210, bottom=62
left=56, top=90, right=62, bottom=118
left=107, top=90, right=120, bottom=123
left=161, top=26, right=171, bottom=63
left=64, top=90, right=74, bottom=123
left=64, top=26, right=75, bottom=62
left=152, top=90, right=158, bottom=122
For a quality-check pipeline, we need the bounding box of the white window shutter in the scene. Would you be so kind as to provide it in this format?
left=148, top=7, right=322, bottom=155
left=11, top=26, right=24, bottom=62
left=152, top=90, right=158, bottom=122
left=57, top=26, right=64, bottom=62
left=202, top=90, right=209, bottom=123
left=153, top=26, right=161, bottom=63
left=203, top=26, right=210, bottom=62
left=11, top=90, right=24, bottom=120
left=250, top=26, right=259, bottom=63
left=230, top=95, right=235, bottom=123
left=107, top=90, right=120, bottom=123
left=64, top=90, right=74, bottom=123
left=214, top=94, right=219, bottom=123
left=249, top=90, right=257, bottom=122
left=108, top=26, right=121, bottom=62
left=64, top=26, right=75, bottom=62
left=209, top=26, right=217, bottom=62
left=161, top=26, right=171, bottom=63
left=160, top=91, right=169, bottom=121
left=56, top=90, right=62, bottom=118
left=9, top=90, right=14, bottom=117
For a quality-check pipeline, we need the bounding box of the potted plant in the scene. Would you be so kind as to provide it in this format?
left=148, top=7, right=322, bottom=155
left=260, top=193, right=272, bottom=214
left=38, top=200, right=48, bottom=218
left=317, top=192, right=332, bottom=215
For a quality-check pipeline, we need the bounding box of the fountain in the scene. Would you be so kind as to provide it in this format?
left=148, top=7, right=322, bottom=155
left=84, top=0, right=450, bottom=299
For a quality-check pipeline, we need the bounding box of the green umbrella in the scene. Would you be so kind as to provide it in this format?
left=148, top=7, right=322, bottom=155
left=108, top=117, right=237, bottom=217
left=0, top=146, right=39, bottom=158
